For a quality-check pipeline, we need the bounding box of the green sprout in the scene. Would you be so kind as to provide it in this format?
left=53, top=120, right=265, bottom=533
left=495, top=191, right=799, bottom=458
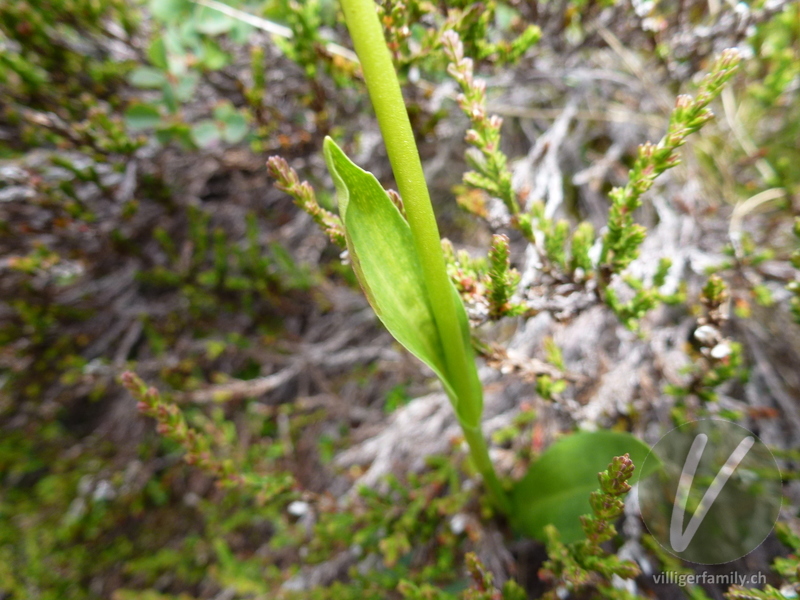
left=275, top=0, right=662, bottom=528
left=334, top=0, right=508, bottom=514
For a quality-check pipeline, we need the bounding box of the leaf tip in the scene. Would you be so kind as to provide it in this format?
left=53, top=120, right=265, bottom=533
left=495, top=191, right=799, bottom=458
left=322, top=136, right=340, bottom=162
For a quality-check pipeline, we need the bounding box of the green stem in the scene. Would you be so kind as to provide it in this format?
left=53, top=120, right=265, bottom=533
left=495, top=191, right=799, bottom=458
left=338, top=0, right=509, bottom=513
left=463, top=425, right=512, bottom=515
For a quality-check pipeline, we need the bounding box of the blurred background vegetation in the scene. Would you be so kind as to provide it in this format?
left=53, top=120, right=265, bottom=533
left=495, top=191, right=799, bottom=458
left=1, top=0, right=799, bottom=599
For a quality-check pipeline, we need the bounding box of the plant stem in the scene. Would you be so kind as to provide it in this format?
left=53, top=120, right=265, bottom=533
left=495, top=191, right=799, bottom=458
left=338, top=0, right=510, bottom=513
left=336, top=0, right=471, bottom=411
left=463, top=425, right=512, bottom=514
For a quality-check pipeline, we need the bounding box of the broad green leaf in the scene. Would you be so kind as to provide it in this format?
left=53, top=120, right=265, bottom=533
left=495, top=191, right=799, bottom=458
left=178, top=19, right=202, bottom=45
left=164, top=27, right=188, bottom=76
left=213, top=102, right=236, bottom=121
left=323, top=138, right=479, bottom=426
left=191, top=120, right=221, bottom=148
left=214, top=102, right=248, bottom=143
left=194, top=6, right=235, bottom=35
left=175, top=72, right=200, bottom=102
left=150, top=0, right=190, bottom=21
left=509, top=430, right=658, bottom=543
left=230, top=19, right=253, bottom=44
left=147, top=38, right=169, bottom=70
left=200, top=39, right=231, bottom=70
left=162, top=83, right=178, bottom=114
left=449, top=279, right=483, bottom=428
left=124, top=103, right=161, bottom=131
left=155, top=123, right=194, bottom=149
left=221, top=113, right=248, bottom=144
left=129, top=67, right=167, bottom=89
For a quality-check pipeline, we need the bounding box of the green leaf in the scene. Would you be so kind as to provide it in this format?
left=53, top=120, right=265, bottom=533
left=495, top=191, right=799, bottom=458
left=175, top=72, right=199, bottom=102
left=150, top=0, right=191, bottom=21
left=124, top=103, right=161, bottom=131
left=323, top=138, right=476, bottom=422
left=214, top=102, right=248, bottom=143
left=164, top=27, right=188, bottom=75
left=162, top=83, right=178, bottom=114
left=147, top=39, right=169, bottom=70
left=509, top=430, right=658, bottom=543
left=200, top=38, right=230, bottom=70
left=129, top=67, right=167, bottom=88
left=155, top=123, right=193, bottom=149
left=191, top=120, right=221, bottom=148
left=194, top=6, right=235, bottom=35
left=221, top=112, right=248, bottom=144
left=230, top=19, right=253, bottom=44
left=213, top=102, right=236, bottom=121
